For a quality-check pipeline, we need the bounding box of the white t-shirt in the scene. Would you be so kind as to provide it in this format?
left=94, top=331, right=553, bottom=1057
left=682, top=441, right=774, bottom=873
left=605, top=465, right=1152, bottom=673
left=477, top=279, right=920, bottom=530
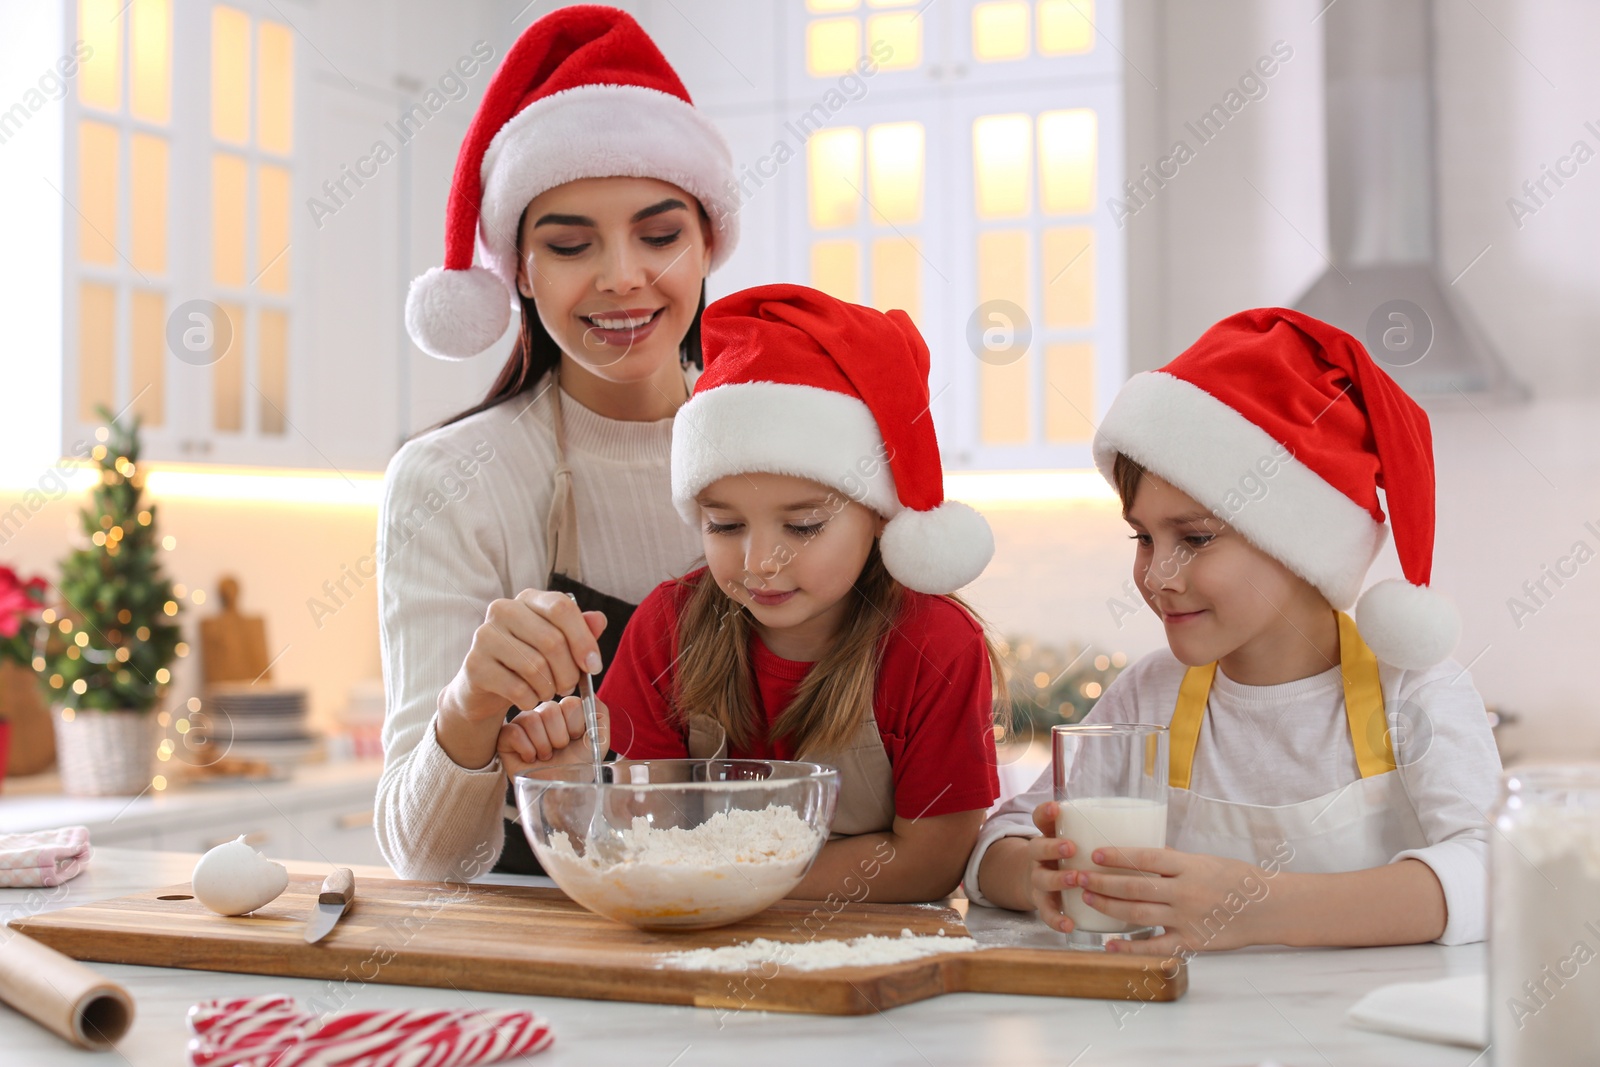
left=374, top=383, right=702, bottom=880
left=965, top=648, right=1502, bottom=945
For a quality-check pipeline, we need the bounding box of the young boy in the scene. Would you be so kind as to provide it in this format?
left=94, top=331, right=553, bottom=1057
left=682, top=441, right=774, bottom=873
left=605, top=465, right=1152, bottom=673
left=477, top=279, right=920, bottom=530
left=969, top=308, right=1501, bottom=952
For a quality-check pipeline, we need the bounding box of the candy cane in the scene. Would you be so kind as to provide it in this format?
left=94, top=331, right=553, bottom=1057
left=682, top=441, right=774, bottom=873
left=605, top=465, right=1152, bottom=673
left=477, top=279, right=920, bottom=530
left=186, top=999, right=553, bottom=1067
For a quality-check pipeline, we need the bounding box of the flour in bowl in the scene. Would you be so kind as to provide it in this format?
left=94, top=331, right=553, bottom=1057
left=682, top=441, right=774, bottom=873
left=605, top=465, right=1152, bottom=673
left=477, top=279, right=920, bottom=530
left=539, top=805, right=824, bottom=928
left=661, top=929, right=979, bottom=972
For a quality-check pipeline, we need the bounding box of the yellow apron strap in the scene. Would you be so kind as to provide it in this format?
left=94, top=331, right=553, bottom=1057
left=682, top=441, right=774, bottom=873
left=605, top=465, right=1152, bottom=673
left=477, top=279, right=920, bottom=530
left=1338, top=611, right=1395, bottom=777
left=1167, top=614, right=1393, bottom=790
left=1168, top=662, right=1215, bottom=790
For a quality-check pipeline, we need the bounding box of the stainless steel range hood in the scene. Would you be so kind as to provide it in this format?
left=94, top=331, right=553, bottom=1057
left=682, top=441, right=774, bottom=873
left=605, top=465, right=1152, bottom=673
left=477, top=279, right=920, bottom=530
left=1294, top=0, right=1525, bottom=400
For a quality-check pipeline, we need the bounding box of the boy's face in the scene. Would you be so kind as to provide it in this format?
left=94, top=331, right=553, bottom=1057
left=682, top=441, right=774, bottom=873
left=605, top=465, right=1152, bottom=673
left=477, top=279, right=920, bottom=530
left=1125, top=472, right=1325, bottom=668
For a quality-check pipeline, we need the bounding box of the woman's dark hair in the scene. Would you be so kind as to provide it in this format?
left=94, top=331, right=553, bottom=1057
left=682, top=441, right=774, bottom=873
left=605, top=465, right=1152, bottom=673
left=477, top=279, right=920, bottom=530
left=431, top=209, right=710, bottom=433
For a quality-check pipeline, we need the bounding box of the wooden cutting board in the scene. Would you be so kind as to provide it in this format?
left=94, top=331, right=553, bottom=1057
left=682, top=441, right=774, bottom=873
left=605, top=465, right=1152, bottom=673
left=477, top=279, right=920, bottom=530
left=11, top=876, right=1186, bottom=1015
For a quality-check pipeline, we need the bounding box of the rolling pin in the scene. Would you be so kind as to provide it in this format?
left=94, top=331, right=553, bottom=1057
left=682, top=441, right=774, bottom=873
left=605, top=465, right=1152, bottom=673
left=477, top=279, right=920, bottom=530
left=0, top=929, right=134, bottom=1049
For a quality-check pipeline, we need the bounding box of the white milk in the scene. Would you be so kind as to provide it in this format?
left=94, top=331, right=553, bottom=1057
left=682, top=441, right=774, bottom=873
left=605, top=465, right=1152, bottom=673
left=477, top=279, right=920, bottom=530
left=1057, top=796, right=1168, bottom=933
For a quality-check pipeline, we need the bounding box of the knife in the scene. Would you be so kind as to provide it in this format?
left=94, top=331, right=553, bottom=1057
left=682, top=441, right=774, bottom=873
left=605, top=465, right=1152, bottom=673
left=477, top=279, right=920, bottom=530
left=303, top=868, right=355, bottom=944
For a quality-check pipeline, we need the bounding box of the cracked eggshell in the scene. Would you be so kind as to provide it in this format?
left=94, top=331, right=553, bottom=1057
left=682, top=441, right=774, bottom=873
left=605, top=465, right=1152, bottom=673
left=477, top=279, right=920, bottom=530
left=191, top=835, right=289, bottom=915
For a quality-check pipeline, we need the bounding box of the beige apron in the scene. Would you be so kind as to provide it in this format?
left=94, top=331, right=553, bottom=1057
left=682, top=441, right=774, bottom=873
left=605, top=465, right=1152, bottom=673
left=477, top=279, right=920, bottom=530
left=496, top=371, right=681, bottom=873
left=686, top=714, right=897, bottom=838
left=1166, top=612, right=1428, bottom=872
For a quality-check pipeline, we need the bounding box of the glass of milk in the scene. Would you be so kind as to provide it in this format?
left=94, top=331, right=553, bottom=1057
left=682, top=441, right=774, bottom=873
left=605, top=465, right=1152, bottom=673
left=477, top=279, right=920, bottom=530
left=1051, top=723, right=1169, bottom=950
left=1489, top=765, right=1600, bottom=1063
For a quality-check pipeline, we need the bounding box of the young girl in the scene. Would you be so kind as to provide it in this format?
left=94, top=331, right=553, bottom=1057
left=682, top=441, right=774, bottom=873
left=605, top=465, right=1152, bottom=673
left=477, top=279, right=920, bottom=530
left=970, top=308, right=1501, bottom=951
left=498, top=284, right=1007, bottom=902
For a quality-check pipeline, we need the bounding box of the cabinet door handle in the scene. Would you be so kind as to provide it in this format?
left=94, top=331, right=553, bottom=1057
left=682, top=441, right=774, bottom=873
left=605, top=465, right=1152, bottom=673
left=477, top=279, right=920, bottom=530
left=205, top=830, right=269, bottom=851
left=335, top=810, right=374, bottom=830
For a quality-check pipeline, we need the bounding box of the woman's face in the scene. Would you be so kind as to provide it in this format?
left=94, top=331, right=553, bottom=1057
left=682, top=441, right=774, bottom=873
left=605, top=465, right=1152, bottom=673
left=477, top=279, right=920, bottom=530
left=515, top=176, right=713, bottom=386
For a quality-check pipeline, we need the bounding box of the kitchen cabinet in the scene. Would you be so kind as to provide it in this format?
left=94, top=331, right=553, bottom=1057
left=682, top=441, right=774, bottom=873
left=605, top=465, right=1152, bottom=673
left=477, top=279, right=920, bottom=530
left=53, top=0, right=507, bottom=473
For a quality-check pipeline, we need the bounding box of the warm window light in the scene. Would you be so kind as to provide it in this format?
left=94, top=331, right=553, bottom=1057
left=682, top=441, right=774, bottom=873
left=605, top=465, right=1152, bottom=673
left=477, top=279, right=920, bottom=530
left=865, top=12, right=920, bottom=69
left=806, top=17, right=860, bottom=77
left=943, top=469, right=1117, bottom=507
left=129, top=0, right=172, bottom=124
left=973, top=113, right=1032, bottom=218
left=973, top=1, right=1031, bottom=62
left=808, top=126, right=863, bottom=229
left=211, top=6, right=251, bottom=144
left=866, top=122, right=924, bottom=224
left=1039, top=0, right=1095, bottom=55
left=1038, top=108, right=1096, bottom=215
left=77, top=0, right=122, bottom=111
left=811, top=239, right=860, bottom=303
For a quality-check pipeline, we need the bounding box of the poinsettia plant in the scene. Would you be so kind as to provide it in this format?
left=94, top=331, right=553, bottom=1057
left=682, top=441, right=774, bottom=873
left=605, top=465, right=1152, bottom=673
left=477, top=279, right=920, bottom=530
left=0, top=565, right=49, bottom=672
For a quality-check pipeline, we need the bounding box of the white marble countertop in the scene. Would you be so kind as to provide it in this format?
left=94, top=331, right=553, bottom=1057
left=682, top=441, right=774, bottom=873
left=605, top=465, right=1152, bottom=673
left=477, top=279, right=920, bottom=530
left=1, top=847, right=1485, bottom=1066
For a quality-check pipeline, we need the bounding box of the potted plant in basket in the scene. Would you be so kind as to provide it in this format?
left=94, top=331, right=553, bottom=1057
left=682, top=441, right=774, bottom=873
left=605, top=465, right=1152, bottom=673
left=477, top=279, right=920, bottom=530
left=38, top=409, right=185, bottom=796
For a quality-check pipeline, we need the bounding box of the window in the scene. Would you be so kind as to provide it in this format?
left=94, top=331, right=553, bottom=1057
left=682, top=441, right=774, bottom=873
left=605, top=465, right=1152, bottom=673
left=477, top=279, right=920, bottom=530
left=804, top=0, right=923, bottom=76
left=796, top=0, right=1123, bottom=470
left=208, top=5, right=294, bottom=435
left=75, top=0, right=173, bottom=428
left=69, top=0, right=298, bottom=451
left=807, top=121, right=926, bottom=325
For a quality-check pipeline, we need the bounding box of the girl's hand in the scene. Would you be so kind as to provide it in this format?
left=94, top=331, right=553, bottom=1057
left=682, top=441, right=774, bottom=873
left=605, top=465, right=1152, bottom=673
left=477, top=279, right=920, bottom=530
left=497, top=695, right=610, bottom=780
left=1068, top=846, right=1275, bottom=954
left=440, top=590, right=607, bottom=727
left=1023, top=801, right=1082, bottom=933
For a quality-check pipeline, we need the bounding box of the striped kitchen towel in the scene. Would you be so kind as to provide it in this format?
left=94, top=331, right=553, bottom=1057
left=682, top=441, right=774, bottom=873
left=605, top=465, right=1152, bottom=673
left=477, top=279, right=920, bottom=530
left=0, top=826, right=91, bottom=888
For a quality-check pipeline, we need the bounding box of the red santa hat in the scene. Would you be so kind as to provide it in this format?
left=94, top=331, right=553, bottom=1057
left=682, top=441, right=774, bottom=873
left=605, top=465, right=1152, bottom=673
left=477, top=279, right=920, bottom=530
left=1092, top=307, right=1460, bottom=670
left=673, top=285, right=995, bottom=595
left=405, top=5, right=739, bottom=361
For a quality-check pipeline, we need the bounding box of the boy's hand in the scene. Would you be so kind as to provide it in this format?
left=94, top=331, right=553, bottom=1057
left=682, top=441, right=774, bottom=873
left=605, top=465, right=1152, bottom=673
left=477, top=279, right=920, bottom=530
left=1023, top=801, right=1082, bottom=933
left=1067, top=846, right=1273, bottom=954
left=496, top=695, right=610, bottom=780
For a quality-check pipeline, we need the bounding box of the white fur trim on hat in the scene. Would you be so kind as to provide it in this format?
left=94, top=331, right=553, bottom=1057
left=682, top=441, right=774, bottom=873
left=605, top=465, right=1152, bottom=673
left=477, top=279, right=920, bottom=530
left=1093, top=371, right=1387, bottom=610
left=1355, top=579, right=1461, bottom=670
left=671, top=382, right=897, bottom=522
left=880, top=500, right=995, bottom=594
left=404, top=266, right=514, bottom=361
left=478, top=83, right=739, bottom=301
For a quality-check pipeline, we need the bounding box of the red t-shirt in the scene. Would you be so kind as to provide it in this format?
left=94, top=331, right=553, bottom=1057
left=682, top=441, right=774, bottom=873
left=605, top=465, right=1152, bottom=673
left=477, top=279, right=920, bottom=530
left=598, top=569, right=1000, bottom=821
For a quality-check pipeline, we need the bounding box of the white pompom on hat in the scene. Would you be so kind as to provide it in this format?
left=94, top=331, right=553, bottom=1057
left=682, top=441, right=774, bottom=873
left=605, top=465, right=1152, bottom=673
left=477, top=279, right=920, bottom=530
left=672, top=285, right=995, bottom=595
left=405, top=5, right=739, bottom=361
left=1092, top=307, right=1460, bottom=670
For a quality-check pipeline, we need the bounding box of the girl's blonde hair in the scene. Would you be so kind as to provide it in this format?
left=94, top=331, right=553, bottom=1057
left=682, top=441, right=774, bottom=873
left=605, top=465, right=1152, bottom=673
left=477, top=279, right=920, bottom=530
left=671, top=540, right=1011, bottom=758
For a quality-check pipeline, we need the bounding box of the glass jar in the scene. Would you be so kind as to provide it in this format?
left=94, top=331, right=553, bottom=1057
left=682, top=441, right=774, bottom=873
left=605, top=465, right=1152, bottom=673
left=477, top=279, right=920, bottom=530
left=1489, top=765, right=1600, bottom=1064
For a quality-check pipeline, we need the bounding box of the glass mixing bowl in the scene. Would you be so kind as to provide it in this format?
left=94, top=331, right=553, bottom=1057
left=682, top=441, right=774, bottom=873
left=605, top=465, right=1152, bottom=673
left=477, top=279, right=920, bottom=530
left=514, top=758, right=839, bottom=931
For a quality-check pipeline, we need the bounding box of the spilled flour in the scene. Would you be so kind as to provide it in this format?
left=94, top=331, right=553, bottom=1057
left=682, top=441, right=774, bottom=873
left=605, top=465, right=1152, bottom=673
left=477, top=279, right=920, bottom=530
left=661, top=929, right=980, bottom=972
left=541, top=805, right=823, bottom=927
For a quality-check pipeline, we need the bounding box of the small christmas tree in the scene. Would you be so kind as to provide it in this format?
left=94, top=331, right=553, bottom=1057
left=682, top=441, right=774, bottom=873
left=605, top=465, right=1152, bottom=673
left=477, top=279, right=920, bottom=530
left=39, top=408, right=184, bottom=712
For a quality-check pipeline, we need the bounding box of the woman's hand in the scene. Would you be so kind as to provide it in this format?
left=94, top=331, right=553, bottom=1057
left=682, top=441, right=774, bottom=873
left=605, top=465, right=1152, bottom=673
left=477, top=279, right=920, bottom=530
left=439, top=590, right=605, bottom=724
left=433, top=590, right=605, bottom=770
left=1066, top=846, right=1276, bottom=954
left=497, top=695, right=610, bottom=780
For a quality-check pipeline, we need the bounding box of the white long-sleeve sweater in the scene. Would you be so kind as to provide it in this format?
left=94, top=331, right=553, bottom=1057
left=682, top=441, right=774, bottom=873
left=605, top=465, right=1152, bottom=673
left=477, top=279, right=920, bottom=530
left=374, top=384, right=702, bottom=880
left=964, top=648, right=1502, bottom=945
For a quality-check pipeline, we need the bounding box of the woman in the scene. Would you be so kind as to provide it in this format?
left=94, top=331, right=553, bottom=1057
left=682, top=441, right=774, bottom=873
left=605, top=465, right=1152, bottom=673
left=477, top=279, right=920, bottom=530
left=375, top=5, right=740, bottom=879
